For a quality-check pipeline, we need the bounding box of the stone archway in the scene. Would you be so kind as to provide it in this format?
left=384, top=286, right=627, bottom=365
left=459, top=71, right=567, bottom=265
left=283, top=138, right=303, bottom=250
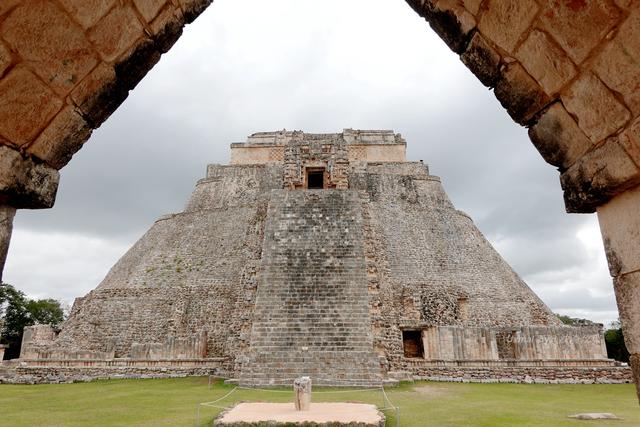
left=0, top=0, right=639, bottom=396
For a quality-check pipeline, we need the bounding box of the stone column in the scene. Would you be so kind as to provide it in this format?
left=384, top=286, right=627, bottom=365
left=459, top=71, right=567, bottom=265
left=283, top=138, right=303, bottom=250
left=293, top=376, right=312, bottom=411
left=597, top=185, right=640, bottom=398
left=0, top=206, right=16, bottom=283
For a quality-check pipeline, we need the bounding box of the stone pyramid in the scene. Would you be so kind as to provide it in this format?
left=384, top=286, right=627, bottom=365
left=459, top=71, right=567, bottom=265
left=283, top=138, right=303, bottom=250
left=22, top=130, right=611, bottom=386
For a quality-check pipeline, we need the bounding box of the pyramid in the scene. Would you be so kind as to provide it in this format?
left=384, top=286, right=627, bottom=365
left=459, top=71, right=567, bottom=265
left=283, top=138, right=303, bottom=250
left=19, top=130, right=614, bottom=386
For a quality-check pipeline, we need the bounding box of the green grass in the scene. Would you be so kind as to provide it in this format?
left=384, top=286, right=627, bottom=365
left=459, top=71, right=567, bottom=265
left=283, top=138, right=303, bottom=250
left=0, top=378, right=638, bottom=426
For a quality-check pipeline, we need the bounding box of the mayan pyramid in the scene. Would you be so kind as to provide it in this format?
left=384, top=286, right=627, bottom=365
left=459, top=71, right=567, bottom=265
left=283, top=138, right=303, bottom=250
left=21, top=130, right=611, bottom=386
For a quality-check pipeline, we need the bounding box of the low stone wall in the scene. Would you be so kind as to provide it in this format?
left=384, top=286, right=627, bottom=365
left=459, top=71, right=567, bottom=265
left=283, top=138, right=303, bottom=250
left=130, top=331, right=208, bottom=359
left=1, top=358, right=632, bottom=385
left=396, top=363, right=633, bottom=384
left=402, top=358, right=619, bottom=368
left=0, top=357, right=229, bottom=384
left=17, top=357, right=227, bottom=368
left=0, top=366, right=219, bottom=385
left=419, top=324, right=607, bottom=361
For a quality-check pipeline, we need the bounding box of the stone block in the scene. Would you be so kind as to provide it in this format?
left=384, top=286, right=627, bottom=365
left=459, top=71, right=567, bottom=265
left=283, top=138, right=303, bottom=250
left=597, top=185, right=640, bottom=276
left=2, top=0, right=98, bottom=96
left=0, top=146, right=59, bottom=209
left=150, top=5, right=186, bottom=53
left=613, top=272, right=640, bottom=354
left=0, top=68, right=63, bottom=147
left=494, top=62, right=549, bottom=126
left=528, top=102, right=592, bottom=170
left=515, top=29, right=577, bottom=95
left=0, top=41, right=12, bottom=77
left=406, top=0, right=428, bottom=15
left=0, top=205, right=16, bottom=283
left=423, top=0, right=476, bottom=53
left=539, top=0, right=621, bottom=64
left=562, top=72, right=631, bottom=143
left=631, top=354, right=640, bottom=398
left=179, top=0, right=213, bottom=23
left=27, top=105, right=92, bottom=169
left=592, top=9, right=640, bottom=116
left=294, top=376, right=312, bottom=411
left=462, top=0, right=481, bottom=15
left=133, top=0, right=167, bottom=23
left=460, top=32, right=501, bottom=87
left=114, top=38, right=162, bottom=92
left=0, top=0, right=21, bottom=18
left=614, top=0, right=634, bottom=9
left=89, top=6, right=145, bottom=62
left=561, top=138, right=640, bottom=213
left=618, top=117, right=640, bottom=168
left=435, top=2, right=476, bottom=32
left=478, top=0, right=539, bottom=52
left=70, top=62, right=127, bottom=127
left=58, top=0, right=117, bottom=29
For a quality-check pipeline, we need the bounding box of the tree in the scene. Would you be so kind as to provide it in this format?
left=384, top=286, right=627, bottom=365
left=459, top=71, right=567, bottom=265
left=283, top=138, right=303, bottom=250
left=0, top=283, right=65, bottom=360
left=604, top=320, right=630, bottom=363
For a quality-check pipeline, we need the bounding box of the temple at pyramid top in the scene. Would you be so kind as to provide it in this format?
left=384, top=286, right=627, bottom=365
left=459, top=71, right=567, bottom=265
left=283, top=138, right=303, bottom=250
left=230, top=129, right=408, bottom=190
left=231, top=129, right=406, bottom=164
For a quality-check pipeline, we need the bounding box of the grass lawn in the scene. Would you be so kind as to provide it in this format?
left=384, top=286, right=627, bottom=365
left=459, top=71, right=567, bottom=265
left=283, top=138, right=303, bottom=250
left=0, top=377, right=638, bottom=426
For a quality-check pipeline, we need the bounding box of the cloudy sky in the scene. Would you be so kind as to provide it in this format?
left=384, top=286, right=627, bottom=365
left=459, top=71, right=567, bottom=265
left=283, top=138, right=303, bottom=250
left=3, top=0, right=619, bottom=325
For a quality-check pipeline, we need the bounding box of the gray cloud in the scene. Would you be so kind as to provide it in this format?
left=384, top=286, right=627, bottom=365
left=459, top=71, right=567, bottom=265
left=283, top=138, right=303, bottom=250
left=4, top=0, right=618, bottom=325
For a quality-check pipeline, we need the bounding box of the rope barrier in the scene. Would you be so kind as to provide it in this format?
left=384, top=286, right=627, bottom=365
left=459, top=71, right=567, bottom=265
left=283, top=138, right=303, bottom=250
left=195, top=382, right=400, bottom=427
left=195, top=387, right=239, bottom=426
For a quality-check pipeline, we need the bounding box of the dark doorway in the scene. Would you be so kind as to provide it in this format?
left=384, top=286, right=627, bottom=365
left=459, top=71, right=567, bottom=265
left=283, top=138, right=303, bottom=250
left=307, top=169, right=325, bottom=189
left=496, top=331, right=517, bottom=359
left=402, top=330, right=424, bottom=358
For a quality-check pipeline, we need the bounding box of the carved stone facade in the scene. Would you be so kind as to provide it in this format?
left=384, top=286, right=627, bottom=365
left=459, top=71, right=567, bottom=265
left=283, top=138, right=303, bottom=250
left=4, top=131, right=629, bottom=386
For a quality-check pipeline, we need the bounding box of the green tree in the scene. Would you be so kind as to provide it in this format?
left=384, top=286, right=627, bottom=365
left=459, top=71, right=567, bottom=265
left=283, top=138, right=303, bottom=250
left=0, top=283, right=64, bottom=360
left=604, top=320, right=630, bottom=363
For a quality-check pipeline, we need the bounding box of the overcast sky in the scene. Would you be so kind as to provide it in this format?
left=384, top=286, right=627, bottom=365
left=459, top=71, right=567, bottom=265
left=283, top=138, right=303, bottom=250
left=3, top=0, right=619, bottom=325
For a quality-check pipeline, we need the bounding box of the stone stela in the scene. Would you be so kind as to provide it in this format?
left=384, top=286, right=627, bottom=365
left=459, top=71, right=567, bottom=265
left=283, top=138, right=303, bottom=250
left=2, top=130, right=631, bottom=387
left=294, top=376, right=312, bottom=411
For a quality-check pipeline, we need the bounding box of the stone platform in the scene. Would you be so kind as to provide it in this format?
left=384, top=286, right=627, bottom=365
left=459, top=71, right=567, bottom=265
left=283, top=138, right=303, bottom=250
left=214, top=402, right=385, bottom=426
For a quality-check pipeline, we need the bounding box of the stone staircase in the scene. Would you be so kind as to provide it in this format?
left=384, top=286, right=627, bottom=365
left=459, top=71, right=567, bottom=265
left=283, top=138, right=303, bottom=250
left=239, top=189, right=384, bottom=387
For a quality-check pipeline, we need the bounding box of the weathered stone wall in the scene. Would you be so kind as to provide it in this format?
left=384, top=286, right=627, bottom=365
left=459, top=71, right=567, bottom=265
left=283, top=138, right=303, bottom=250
left=401, top=365, right=633, bottom=384
left=0, top=364, right=225, bottom=385
left=20, top=324, right=114, bottom=360
left=51, top=163, right=281, bottom=361
left=129, top=331, right=207, bottom=359
left=421, top=325, right=607, bottom=361
left=351, top=161, right=563, bottom=372
left=229, top=130, right=406, bottom=167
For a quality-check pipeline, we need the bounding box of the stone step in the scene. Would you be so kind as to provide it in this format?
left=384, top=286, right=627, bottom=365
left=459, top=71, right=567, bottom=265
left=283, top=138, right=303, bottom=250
left=239, top=190, right=383, bottom=387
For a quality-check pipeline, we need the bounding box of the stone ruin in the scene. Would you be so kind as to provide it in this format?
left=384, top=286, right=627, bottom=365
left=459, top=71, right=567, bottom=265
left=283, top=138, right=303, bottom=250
left=0, top=0, right=639, bottom=395
left=4, top=130, right=631, bottom=386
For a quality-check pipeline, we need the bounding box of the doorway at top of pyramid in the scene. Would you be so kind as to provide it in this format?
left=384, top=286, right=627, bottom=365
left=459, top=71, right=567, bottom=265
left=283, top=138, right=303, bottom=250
left=306, top=167, right=326, bottom=190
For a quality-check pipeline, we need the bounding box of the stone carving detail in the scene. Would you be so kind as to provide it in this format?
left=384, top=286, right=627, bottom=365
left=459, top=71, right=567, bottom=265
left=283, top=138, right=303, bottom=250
left=282, top=131, right=351, bottom=190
